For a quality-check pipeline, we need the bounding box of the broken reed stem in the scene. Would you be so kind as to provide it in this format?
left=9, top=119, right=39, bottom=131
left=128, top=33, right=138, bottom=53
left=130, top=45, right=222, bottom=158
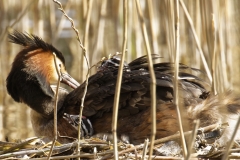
left=134, top=148, right=138, bottom=159
left=135, top=0, right=156, bottom=159
left=47, top=53, right=61, bottom=159
left=111, top=1, right=128, bottom=159
left=179, top=0, right=212, bottom=83
left=222, top=116, right=240, bottom=160
left=93, top=147, right=97, bottom=159
left=142, top=139, right=149, bottom=160
left=174, top=0, right=187, bottom=158
left=186, top=120, right=200, bottom=160
left=52, top=1, right=91, bottom=158
left=211, top=14, right=217, bottom=95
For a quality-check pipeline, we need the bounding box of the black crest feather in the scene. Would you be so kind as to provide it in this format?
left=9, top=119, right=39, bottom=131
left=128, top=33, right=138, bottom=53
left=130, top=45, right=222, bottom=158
left=8, top=30, right=65, bottom=64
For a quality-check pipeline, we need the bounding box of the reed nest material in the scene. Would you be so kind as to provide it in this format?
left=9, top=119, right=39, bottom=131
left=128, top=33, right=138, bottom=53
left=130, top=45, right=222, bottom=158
left=0, top=122, right=237, bottom=159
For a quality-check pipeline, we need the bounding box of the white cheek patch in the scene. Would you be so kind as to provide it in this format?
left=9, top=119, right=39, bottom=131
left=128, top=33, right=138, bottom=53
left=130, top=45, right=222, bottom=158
left=49, top=57, right=63, bottom=85
left=55, top=58, right=62, bottom=74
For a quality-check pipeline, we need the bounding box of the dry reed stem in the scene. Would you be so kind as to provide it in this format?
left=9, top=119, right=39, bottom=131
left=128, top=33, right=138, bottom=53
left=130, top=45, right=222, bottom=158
left=147, top=0, right=159, bottom=55
left=186, top=120, right=200, bottom=160
left=211, top=14, right=217, bottom=95
left=173, top=0, right=187, bottom=158
left=80, top=0, right=93, bottom=93
left=46, top=53, right=61, bottom=160
left=142, top=139, right=149, bottom=160
left=134, top=0, right=156, bottom=159
left=93, top=147, right=97, bottom=159
left=218, top=2, right=229, bottom=92
left=134, top=148, right=138, bottom=159
left=179, top=0, right=212, bottom=83
left=77, top=1, right=93, bottom=158
left=0, top=141, right=112, bottom=159
left=111, top=1, right=128, bottom=159
left=92, top=0, right=107, bottom=64
left=164, top=0, right=175, bottom=61
left=0, top=137, right=38, bottom=155
left=83, top=0, right=93, bottom=50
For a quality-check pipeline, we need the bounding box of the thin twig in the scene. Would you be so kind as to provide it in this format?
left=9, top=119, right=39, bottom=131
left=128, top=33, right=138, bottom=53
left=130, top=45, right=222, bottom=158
left=47, top=53, right=61, bottom=160
left=174, top=0, right=187, bottom=157
left=77, top=1, right=93, bottom=159
left=111, top=1, right=128, bottom=159
left=52, top=1, right=91, bottom=159
left=179, top=0, right=212, bottom=83
left=134, top=1, right=156, bottom=159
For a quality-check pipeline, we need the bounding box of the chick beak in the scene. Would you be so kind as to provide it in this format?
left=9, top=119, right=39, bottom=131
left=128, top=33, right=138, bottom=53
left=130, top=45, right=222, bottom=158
left=61, top=73, right=80, bottom=89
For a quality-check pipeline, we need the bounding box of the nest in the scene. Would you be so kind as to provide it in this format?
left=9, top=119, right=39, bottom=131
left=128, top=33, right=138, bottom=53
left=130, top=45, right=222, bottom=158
left=1, top=122, right=240, bottom=159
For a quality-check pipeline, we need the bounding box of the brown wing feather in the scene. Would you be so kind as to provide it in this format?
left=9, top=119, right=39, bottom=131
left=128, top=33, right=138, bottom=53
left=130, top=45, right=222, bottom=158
left=64, top=55, right=208, bottom=120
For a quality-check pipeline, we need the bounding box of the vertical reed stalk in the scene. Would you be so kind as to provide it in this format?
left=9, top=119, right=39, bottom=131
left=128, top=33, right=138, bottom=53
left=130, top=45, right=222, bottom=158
left=174, top=0, right=187, bottom=157
left=179, top=0, right=212, bottom=83
left=112, top=1, right=128, bottom=159
left=47, top=53, right=61, bottom=160
left=135, top=0, right=156, bottom=159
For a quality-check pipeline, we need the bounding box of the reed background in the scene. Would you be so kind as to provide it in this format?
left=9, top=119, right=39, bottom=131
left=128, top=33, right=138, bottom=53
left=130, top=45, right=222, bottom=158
left=0, top=0, right=240, bottom=143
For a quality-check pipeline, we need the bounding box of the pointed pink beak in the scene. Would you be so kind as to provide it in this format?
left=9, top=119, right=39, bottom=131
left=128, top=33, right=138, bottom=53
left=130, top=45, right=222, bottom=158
left=61, top=73, right=80, bottom=89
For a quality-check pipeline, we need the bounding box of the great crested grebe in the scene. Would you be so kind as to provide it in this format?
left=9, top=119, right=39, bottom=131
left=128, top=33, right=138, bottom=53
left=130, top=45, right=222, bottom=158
left=7, top=31, right=92, bottom=143
left=7, top=31, right=240, bottom=147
